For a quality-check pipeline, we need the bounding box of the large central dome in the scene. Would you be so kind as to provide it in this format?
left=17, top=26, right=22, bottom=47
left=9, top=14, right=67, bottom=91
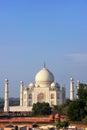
left=35, top=66, right=54, bottom=85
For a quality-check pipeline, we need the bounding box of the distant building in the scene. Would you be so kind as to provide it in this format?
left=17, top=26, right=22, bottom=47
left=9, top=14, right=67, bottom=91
left=4, top=65, right=66, bottom=112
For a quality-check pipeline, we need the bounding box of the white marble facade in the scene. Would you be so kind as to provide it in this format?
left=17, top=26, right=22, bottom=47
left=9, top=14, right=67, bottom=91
left=4, top=66, right=66, bottom=112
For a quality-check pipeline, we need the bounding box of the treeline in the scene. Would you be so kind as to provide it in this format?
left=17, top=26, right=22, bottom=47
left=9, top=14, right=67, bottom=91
left=0, top=98, right=20, bottom=110
left=0, top=98, right=4, bottom=110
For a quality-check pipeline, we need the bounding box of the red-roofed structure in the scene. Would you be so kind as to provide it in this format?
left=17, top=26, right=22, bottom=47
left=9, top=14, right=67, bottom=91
left=49, top=114, right=54, bottom=121
left=55, top=113, right=60, bottom=119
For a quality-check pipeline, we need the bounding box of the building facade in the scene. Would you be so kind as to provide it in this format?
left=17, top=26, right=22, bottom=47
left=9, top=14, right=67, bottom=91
left=4, top=66, right=66, bottom=112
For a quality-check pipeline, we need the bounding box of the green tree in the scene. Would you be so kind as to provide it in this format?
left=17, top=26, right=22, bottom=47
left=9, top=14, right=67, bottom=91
left=55, top=119, right=61, bottom=130
left=53, top=99, right=71, bottom=116
left=52, top=105, right=62, bottom=115
left=67, top=100, right=86, bottom=121
left=82, top=116, right=87, bottom=125
left=67, top=83, right=87, bottom=121
left=55, top=118, right=69, bottom=130
left=32, top=102, right=51, bottom=115
left=78, top=83, right=87, bottom=102
left=78, top=83, right=87, bottom=119
left=61, top=120, right=69, bottom=128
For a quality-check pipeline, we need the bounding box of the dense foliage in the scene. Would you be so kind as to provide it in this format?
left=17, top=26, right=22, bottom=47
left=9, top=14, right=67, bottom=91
left=55, top=119, right=69, bottom=129
left=52, top=99, right=71, bottom=116
left=67, top=100, right=86, bottom=121
left=82, top=116, right=87, bottom=125
left=67, top=83, right=87, bottom=122
left=32, top=102, right=51, bottom=115
left=78, top=83, right=87, bottom=102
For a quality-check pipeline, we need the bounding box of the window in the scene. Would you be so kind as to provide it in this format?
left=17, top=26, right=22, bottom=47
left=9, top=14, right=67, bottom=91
left=29, top=93, right=32, bottom=99
left=57, top=94, right=60, bottom=99
left=51, top=93, right=54, bottom=99
left=29, top=101, right=32, bottom=106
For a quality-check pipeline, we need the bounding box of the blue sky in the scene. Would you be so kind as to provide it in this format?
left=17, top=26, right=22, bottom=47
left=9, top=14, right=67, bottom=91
left=0, top=0, right=87, bottom=98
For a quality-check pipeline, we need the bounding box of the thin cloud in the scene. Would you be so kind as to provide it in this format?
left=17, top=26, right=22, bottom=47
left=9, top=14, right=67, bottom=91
left=68, top=53, right=87, bottom=62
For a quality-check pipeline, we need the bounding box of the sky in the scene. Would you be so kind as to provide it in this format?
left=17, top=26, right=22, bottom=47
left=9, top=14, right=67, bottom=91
left=0, top=0, right=87, bottom=98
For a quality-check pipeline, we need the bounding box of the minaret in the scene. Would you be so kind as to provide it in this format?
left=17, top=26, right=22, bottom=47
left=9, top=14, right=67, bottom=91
left=70, top=77, right=74, bottom=101
left=76, top=80, right=80, bottom=99
left=20, top=81, right=23, bottom=106
left=4, top=78, right=9, bottom=112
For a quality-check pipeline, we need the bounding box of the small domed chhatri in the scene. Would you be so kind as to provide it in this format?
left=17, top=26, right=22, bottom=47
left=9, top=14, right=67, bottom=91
left=51, top=82, right=56, bottom=87
left=4, top=65, right=66, bottom=112
left=29, top=82, right=34, bottom=89
left=29, top=82, right=34, bottom=87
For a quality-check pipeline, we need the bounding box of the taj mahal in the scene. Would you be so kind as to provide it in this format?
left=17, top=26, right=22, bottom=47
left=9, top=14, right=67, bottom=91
left=4, top=65, right=80, bottom=112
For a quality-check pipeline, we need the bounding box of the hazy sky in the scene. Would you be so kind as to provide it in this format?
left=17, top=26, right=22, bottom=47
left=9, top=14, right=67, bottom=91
left=0, top=0, right=87, bottom=98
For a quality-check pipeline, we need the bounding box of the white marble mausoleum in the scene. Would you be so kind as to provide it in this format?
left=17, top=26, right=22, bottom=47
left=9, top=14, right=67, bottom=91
left=4, top=65, right=66, bottom=112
